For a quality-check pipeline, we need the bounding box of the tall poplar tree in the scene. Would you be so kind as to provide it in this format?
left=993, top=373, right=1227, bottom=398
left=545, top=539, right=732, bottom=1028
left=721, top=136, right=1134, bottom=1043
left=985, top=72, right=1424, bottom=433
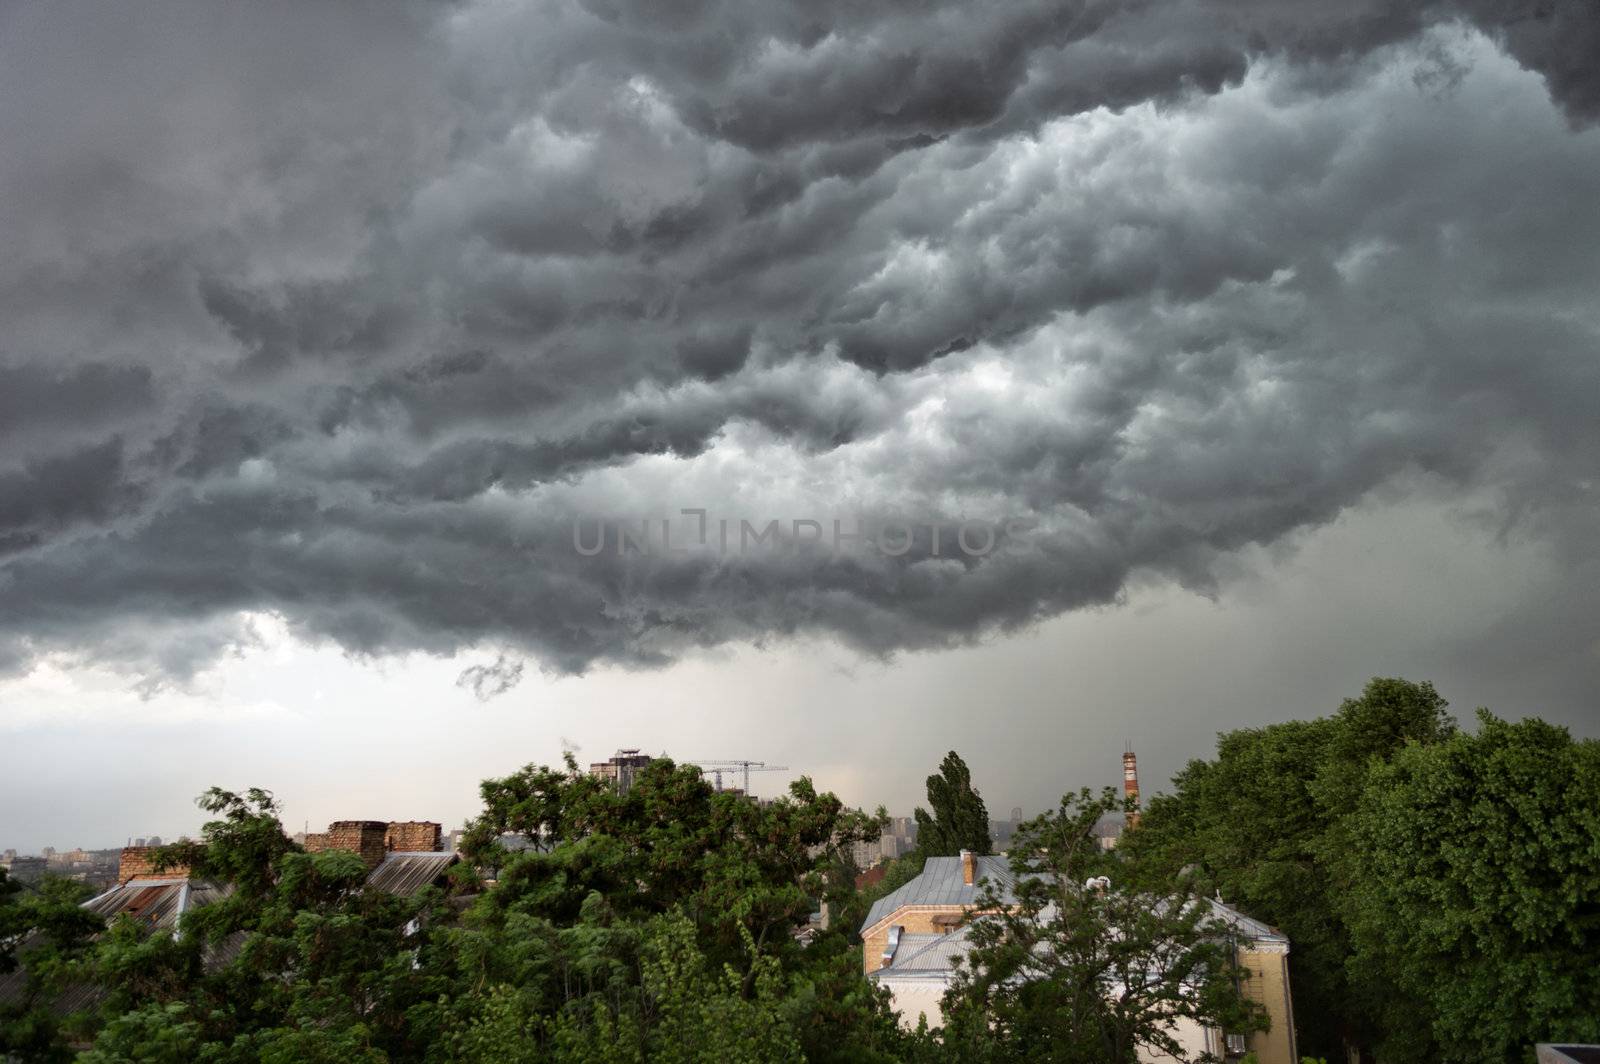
left=914, top=751, right=992, bottom=856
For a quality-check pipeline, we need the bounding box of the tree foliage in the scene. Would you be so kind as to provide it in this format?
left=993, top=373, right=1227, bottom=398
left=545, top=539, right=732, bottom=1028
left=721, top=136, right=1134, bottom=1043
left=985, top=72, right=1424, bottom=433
left=943, top=787, right=1265, bottom=1064
left=1338, top=711, right=1600, bottom=1062
left=913, top=750, right=992, bottom=857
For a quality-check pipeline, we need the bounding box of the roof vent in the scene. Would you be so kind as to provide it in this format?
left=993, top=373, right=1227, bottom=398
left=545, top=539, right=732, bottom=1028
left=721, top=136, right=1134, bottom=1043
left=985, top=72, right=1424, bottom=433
left=881, top=925, right=903, bottom=967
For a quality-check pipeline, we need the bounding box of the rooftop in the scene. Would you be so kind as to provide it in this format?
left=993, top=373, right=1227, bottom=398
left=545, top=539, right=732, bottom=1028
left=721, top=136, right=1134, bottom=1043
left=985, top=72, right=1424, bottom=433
left=365, top=851, right=459, bottom=897
left=862, top=854, right=1015, bottom=933
left=872, top=926, right=973, bottom=979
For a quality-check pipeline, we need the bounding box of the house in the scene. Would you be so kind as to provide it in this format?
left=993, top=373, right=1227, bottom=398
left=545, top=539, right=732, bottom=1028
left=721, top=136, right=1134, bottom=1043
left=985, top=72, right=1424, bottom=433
left=860, top=850, right=1298, bottom=1064
left=860, top=850, right=1016, bottom=1029
left=0, top=850, right=235, bottom=1019
left=0, top=823, right=459, bottom=1020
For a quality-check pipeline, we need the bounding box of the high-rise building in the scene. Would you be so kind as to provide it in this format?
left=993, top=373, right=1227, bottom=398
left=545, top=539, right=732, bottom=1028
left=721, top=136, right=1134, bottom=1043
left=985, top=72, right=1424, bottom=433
left=589, top=748, right=656, bottom=794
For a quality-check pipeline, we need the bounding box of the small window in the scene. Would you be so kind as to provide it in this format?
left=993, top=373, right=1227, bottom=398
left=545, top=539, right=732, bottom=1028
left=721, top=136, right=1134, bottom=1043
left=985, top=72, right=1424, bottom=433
left=1224, top=1032, right=1248, bottom=1056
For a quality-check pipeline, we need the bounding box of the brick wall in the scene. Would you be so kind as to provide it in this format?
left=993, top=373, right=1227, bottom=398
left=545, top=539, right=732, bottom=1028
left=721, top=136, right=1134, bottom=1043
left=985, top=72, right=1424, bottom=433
left=385, top=821, right=441, bottom=852
left=1238, top=945, right=1298, bottom=1064
left=118, top=846, right=188, bottom=884
left=304, top=821, right=389, bottom=870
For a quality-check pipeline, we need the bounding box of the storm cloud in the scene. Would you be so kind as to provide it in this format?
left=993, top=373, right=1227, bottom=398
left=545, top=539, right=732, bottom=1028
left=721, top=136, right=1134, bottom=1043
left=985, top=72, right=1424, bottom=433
left=1, top=0, right=1598, bottom=689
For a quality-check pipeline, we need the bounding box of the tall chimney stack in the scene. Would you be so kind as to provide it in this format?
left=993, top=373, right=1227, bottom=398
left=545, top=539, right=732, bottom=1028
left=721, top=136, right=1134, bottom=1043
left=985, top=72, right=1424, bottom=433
left=1123, top=748, right=1142, bottom=830
left=960, top=849, right=976, bottom=886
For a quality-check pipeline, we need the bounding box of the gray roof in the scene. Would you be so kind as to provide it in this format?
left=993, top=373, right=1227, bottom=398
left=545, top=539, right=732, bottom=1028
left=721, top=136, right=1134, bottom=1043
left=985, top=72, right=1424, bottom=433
left=1204, top=897, right=1288, bottom=945
left=862, top=855, right=1015, bottom=933
left=873, top=926, right=973, bottom=978
left=366, top=851, right=458, bottom=897
left=82, top=877, right=231, bottom=931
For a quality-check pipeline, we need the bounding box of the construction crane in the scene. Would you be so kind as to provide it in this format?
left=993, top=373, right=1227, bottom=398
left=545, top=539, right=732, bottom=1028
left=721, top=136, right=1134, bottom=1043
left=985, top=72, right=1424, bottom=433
left=685, top=759, right=790, bottom=796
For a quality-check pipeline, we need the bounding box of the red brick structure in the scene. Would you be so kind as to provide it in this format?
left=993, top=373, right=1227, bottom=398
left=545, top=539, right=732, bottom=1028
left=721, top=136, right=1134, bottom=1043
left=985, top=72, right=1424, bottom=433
left=118, top=846, right=188, bottom=884
left=303, top=821, right=389, bottom=870
left=384, top=821, right=442, bottom=853
left=303, top=820, right=442, bottom=870
left=1123, top=749, right=1142, bottom=830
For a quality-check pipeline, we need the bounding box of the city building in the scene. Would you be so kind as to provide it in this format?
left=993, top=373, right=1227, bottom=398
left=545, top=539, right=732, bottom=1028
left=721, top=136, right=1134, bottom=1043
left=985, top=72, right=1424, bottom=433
left=1, top=855, right=47, bottom=884
left=859, top=851, right=1298, bottom=1064
left=1092, top=811, right=1126, bottom=850
left=588, top=748, right=656, bottom=794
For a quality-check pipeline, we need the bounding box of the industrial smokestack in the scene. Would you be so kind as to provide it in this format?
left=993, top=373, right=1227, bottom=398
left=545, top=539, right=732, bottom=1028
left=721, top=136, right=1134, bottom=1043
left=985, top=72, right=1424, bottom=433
left=1123, top=748, right=1141, bottom=830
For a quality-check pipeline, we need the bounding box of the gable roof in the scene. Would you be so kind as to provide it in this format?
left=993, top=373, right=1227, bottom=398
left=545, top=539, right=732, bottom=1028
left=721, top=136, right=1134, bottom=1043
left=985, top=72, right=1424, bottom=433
left=84, top=877, right=232, bottom=931
left=862, top=855, right=1015, bottom=934
left=1204, top=897, right=1289, bottom=945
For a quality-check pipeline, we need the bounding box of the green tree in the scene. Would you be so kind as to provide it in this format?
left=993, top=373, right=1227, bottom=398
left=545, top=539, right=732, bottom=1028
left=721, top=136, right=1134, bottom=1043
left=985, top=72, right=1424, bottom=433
left=0, top=867, right=23, bottom=974
left=942, top=788, right=1265, bottom=1063
left=1338, top=711, right=1600, bottom=1063
left=0, top=874, right=101, bottom=1061
left=1119, top=677, right=1456, bottom=1058
left=72, top=789, right=452, bottom=1062
left=913, top=751, right=992, bottom=857
left=437, top=755, right=906, bottom=1061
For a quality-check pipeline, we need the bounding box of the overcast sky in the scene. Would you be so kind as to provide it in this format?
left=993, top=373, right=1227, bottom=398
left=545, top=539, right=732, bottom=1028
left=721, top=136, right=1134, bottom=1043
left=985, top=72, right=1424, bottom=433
left=2, top=1, right=1598, bottom=852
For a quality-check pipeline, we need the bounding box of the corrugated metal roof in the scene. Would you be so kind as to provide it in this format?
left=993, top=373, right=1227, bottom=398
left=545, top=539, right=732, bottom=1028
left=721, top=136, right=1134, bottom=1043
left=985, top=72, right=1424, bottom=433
left=0, top=878, right=233, bottom=1015
left=862, top=855, right=1016, bottom=933
left=0, top=964, right=110, bottom=1017
left=81, top=878, right=231, bottom=932
left=365, top=851, right=457, bottom=897
left=875, top=926, right=973, bottom=977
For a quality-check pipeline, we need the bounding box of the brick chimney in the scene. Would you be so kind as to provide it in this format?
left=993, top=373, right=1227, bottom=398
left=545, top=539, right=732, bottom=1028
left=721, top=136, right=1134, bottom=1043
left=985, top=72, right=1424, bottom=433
left=304, top=821, right=389, bottom=871
left=118, top=846, right=188, bottom=884
left=384, top=821, right=442, bottom=852
left=1123, top=749, right=1142, bottom=830
left=960, top=849, right=976, bottom=886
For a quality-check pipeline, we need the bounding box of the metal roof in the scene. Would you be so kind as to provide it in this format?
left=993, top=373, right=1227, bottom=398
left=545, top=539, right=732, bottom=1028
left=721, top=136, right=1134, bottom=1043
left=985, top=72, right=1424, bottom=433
left=873, top=926, right=974, bottom=978
left=862, top=855, right=1016, bottom=933
left=365, top=851, right=458, bottom=897
left=80, top=877, right=231, bottom=932
left=0, top=877, right=232, bottom=1016
left=1203, top=897, right=1288, bottom=944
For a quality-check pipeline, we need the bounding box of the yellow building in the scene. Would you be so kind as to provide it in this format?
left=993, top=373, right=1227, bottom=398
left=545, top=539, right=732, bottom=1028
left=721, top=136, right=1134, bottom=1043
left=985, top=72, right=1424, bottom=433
left=861, top=852, right=1297, bottom=1063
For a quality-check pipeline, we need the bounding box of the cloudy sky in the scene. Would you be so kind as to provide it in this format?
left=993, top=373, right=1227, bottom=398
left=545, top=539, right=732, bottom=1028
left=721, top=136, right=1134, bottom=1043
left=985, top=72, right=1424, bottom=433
left=2, top=0, right=1598, bottom=851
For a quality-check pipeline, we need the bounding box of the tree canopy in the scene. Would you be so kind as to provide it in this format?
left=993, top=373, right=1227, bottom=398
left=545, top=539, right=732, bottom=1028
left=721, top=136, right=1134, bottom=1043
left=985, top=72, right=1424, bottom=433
left=4, top=683, right=1596, bottom=1063
left=942, top=788, right=1266, bottom=1064
left=913, top=750, right=992, bottom=857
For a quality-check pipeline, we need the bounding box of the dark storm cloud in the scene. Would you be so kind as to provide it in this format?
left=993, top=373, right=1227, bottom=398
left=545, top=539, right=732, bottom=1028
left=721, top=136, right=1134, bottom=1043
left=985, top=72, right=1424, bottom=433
left=1, top=0, right=1599, bottom=686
